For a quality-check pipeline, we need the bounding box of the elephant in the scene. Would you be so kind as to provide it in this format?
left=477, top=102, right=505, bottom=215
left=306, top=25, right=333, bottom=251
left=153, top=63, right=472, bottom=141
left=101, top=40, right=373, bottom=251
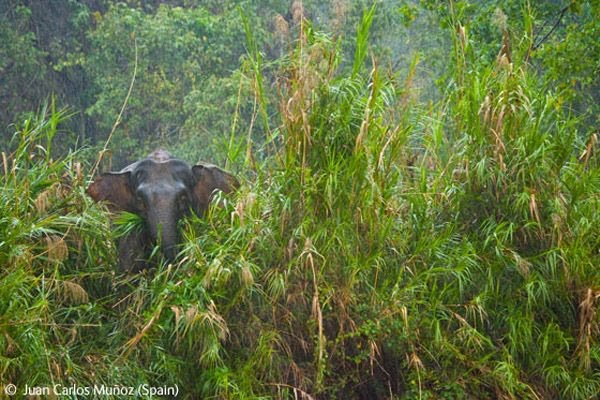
left=87, top=149, right=238, bottom=272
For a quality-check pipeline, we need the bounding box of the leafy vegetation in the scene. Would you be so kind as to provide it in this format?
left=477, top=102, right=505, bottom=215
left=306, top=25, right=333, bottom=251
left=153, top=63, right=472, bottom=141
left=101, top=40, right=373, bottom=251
left=1, top=1, right=598, bottom=399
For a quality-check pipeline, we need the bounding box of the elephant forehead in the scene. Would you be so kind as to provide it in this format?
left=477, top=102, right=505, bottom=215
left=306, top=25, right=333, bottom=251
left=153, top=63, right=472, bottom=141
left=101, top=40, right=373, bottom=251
left=138, top=180, right=187, bottom=199
left=134, top=159, right=194, bottom=184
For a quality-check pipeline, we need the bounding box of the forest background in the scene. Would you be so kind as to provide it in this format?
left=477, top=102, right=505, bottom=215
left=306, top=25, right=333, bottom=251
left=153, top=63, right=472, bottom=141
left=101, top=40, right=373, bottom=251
left=0, top=0, right=598, bottom=399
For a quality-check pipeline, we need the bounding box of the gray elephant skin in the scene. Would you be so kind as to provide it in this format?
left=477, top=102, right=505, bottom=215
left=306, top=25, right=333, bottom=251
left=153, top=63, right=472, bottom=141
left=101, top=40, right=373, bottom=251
left=87, top=150, right=238, bottom=272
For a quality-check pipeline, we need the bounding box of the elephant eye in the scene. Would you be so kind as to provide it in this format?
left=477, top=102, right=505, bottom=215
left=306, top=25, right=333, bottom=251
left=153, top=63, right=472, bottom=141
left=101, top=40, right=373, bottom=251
left=178, top=193, right=190, bottom=210
left=136, top=192, right=147, bottom=211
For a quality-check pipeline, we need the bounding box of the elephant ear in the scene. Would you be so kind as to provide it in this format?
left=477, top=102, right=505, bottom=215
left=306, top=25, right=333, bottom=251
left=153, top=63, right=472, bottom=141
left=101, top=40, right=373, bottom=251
left=191, top=163, right=239, bottom=216
left=87, top=172, right=137, bottom=212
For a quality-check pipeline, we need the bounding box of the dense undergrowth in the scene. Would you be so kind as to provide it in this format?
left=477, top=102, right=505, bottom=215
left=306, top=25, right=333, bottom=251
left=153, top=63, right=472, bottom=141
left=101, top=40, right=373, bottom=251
left=1, top=10, right=599, bottom=400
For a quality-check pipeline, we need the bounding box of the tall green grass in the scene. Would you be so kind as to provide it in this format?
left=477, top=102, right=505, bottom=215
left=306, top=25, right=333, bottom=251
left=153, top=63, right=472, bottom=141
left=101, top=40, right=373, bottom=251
left=0, top=105, right=121, bottom=391
left=0, top=8, right=598, bottom=400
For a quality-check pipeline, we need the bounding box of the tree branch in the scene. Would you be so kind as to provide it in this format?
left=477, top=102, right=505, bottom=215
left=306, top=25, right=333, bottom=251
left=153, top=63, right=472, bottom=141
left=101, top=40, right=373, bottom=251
left=533, top=4, right=571, bottom=50
left=90, top=36, right=138, bottom=177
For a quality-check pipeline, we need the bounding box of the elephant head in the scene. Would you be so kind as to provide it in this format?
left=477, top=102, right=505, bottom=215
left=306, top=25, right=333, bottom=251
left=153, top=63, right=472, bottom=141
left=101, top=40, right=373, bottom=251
left=87, top=150, right=238, bottom=272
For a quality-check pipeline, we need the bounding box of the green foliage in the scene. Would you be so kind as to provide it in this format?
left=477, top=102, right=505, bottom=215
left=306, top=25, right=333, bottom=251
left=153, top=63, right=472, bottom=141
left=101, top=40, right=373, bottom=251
left=0, top=106, right=123, bottom=391
left=0, top=5, right=49, bottom=128
left=85, top=3, right=264, bottom=165
left=535, top=2, right=600, bottom=127
left=0, top=2, right=598, bottom=399
left=164, top=11, right=598, bottom=396
left=0, top=1, right=96, bottom=152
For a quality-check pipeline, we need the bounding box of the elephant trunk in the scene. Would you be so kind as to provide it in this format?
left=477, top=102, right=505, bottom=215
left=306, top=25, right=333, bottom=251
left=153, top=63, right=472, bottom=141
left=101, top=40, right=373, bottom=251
left=147, top=206, right=179, bottom=262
